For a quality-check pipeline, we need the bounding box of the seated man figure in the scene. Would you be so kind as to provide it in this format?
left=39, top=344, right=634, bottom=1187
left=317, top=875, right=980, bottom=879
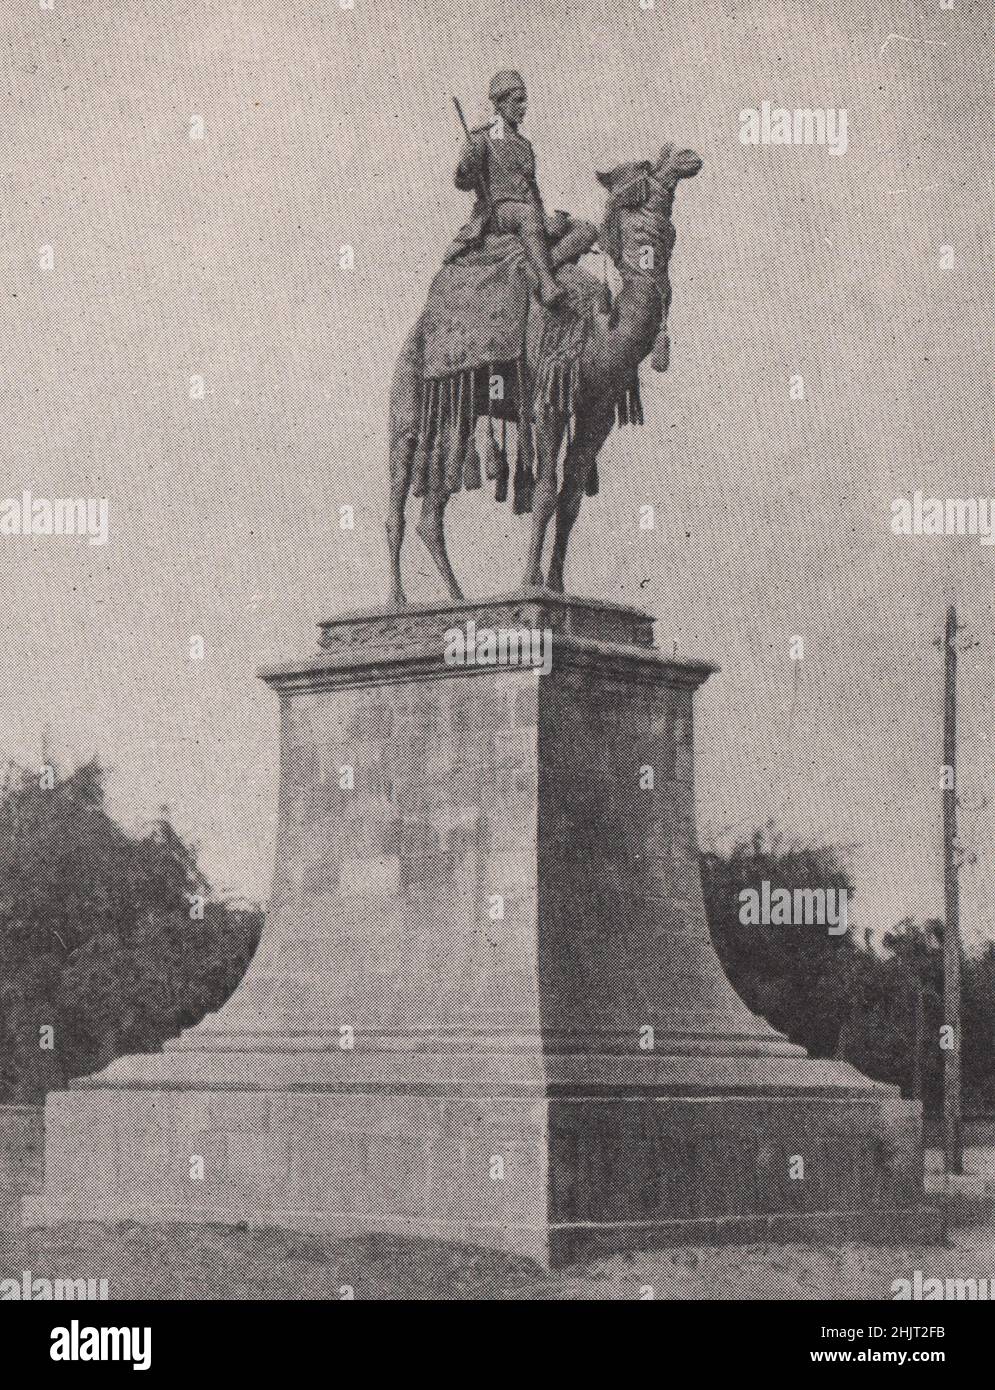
left=445, top=72, right=594, bottom=306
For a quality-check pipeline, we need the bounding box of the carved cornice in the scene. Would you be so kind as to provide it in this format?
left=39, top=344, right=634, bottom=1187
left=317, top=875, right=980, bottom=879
left=260, top=593, right=717, bottom=695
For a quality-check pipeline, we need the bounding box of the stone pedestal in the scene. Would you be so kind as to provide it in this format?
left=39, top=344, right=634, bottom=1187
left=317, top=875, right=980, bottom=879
left=39, top=594, right=935, bottom=1264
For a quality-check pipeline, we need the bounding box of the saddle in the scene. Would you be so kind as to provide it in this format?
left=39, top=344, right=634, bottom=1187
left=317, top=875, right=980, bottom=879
left=409, top=221, right=638, bottom=511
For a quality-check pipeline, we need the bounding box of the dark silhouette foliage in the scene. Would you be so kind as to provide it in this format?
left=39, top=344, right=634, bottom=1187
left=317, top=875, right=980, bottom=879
left=702, top=828, right=993, bottom=1115
left=0, top=758, right=262, bottom=1102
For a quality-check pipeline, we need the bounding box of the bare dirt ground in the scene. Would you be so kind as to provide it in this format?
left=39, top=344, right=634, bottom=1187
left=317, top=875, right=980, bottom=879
left=3, top=1218, right=995, bottom=1299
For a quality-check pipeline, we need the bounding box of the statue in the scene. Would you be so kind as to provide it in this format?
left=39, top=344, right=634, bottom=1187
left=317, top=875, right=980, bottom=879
left=386, top=76, right=703, bottom=606
left=447, top=72, right=567, bottom=308
left=37, top=79, right=933, bottom=1265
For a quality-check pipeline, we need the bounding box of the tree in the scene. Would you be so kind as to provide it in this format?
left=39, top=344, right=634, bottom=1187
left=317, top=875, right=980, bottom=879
left=701, top=828, right=859, bottom=1061
left=0, top=758, right=262, bottom=1102
left=701, top=829, right=995, bottom=1114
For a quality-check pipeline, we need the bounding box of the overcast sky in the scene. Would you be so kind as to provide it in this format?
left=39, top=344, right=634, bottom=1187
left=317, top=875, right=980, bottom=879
left=1, top=0, right=993, bottom=944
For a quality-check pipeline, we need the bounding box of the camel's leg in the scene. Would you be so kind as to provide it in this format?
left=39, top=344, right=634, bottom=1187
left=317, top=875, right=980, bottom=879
left=387, top=437, right=414, bottom=606
left=521, top=410, right=565, bottom=589
left=416, top=486, right=463, bottom=601
left=546, top=406, right=615, bottom=593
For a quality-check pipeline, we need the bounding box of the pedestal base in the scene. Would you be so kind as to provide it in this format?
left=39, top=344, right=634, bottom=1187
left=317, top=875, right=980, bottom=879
left=39, top=594, right=936, bottom=1266
left=37, top=1084, right=935, bottom=1266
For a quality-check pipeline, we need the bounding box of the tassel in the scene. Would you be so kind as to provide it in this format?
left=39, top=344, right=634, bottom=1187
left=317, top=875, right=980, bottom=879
left=411, top=381, right=433, bottom=498
left=484, top=419, right=501, bottom=479
left=516, top=358, right=530, bottom=433
left=495, top=420, right=510, bottom=503
left=518, top=419, right=534, bottom=473
left=513, top=357, right=535, bottom=516
left=494, top=419, right=508, bottom=503
left=463, top=437, right=483, bottom=491
left=513, top=444, right=534, bottom=514
left=444, top=437, right=463, bottom=495
left=429, top=381, right=446, bottom=490
left=462, top=421, right=482, bottom=491
left=444, top=374, right=464, bottom=495
left=483, top=361, right=501, bottom=480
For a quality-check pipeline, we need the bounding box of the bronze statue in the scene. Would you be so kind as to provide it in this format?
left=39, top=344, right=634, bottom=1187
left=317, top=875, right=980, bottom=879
left=447, top=72, right=566, bottom=308
left=387, top=81, right=702, bottom=605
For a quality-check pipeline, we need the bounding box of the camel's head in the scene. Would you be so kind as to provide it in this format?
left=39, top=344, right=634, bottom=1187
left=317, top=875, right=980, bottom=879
left=595, top=145, right=701, bottom=274
left=654, top=143, right=704, bottom=188
left=595, top=145, right=702, bottom=204
left=595, top=145, right=701, bottom=373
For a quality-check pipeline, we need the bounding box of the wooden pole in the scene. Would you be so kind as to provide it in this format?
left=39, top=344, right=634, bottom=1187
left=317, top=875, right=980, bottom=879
left=912, top=975, right=924, bottom=1104
left=942, top=604, right=963, bottom=1174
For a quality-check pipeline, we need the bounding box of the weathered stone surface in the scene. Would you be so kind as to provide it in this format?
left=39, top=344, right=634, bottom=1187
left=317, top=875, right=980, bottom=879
left=39, top=594, right=933, bottom=1263
left=0, top=1106, right=43, bottom=1223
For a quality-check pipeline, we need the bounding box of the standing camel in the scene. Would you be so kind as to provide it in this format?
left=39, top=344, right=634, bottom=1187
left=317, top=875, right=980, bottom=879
left=386, top=143, right=703, bottom=604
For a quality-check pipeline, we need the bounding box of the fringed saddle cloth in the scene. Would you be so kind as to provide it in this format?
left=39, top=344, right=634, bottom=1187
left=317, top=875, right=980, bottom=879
left=413, top=242, right=641, bottom=513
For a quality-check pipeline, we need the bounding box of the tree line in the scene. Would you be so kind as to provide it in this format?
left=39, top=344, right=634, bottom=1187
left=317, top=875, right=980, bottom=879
left=0, top=758, right=261, bottom=1102
left=1, top=760, right=992, bottom=1112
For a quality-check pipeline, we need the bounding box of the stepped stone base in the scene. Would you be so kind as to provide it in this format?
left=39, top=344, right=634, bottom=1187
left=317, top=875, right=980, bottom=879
left=38, top=593, right=935, bottom=1265
left=38, top=1086, right=936, bottom=1264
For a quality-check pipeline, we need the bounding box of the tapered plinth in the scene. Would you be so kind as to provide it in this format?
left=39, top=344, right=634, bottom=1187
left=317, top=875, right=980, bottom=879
left=39, top=594, right=934, bottom=1263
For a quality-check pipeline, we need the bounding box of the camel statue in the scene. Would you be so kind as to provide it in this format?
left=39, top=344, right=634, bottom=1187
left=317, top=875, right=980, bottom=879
left=386, top=143, right=703, bottom=605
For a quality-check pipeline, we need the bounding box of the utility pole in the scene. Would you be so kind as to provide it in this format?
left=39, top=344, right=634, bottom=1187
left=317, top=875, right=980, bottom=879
left=941, top=604, right=963, bottom=1175
left=911, top=975, right=924, bottom=1104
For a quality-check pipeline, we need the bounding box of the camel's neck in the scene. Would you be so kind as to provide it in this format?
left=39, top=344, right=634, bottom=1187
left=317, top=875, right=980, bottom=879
left=611, top=271, right=665, bottom=365
left=607, top=199, right=676, bottom=369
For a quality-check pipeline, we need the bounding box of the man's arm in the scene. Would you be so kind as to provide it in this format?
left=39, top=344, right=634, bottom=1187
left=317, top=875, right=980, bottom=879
left=454, top=132, right=486, bottom=192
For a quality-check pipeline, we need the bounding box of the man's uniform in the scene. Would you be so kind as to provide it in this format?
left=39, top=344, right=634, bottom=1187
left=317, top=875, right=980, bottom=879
left=445, top=74, right=565, bottom=305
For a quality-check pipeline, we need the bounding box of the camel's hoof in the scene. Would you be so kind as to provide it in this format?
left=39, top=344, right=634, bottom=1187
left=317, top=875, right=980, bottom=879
left=389, top=590, right=407, bottom=607
left=545, top=572, right=565, bottom=594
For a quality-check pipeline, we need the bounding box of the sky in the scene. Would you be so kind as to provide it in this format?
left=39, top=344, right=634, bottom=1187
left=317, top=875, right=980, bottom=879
left=1, top=0, right=993, bottom=944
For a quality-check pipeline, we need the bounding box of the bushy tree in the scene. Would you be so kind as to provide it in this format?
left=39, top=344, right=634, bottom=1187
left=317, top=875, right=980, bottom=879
left=0, top=758, right=262, bottom=1102
left=701, top=828, right=860, bottom=1061
left=701, top=829, right=993, bottom=1113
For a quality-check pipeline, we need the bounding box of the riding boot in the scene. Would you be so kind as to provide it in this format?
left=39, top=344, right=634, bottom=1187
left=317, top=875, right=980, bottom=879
left=521, top=231, right=565, bottom=307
